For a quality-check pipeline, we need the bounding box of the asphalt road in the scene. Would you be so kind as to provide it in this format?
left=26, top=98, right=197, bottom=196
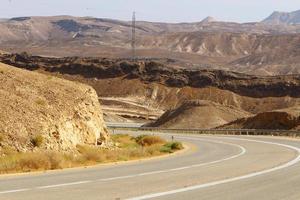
left=1, top=132, right=300, bottom=200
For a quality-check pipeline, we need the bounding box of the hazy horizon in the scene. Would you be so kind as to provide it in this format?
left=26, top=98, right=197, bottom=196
left=1, top=0, right=300, bottom=23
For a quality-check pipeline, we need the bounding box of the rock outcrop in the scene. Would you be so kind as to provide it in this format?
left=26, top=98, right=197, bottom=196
left=146, top=100, right=251, bottom=129
left=219, top=106, right=300, bottom=130
left=0, top=62, right=109, bottom=152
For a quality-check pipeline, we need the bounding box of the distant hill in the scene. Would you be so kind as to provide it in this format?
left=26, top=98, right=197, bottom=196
left=145, top=100, right=251, bottom=129
left=201, top=16, right=217, bottom=23
left=262, top=10, right=300, bottom=25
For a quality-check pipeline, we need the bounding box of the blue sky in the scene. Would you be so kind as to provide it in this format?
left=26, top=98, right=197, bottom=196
left=1, top=0, right=300, bottom=23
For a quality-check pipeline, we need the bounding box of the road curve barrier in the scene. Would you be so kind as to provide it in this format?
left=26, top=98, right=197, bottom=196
left=107, top=126, right=300, bottom=137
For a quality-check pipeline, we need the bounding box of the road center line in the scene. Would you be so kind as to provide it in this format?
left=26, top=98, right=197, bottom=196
left=126, top=136, right=300, bottom=200
left=37, top=181, right=92, bottom=189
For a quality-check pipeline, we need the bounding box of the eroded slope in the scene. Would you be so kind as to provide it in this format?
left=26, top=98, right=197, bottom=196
left=0, top=63, right=109, bottom=152
left=146, top=100, right=251, bottom=129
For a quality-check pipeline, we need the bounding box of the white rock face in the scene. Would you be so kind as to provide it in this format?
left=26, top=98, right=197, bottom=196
left=0, top=63, right=109, bottom=152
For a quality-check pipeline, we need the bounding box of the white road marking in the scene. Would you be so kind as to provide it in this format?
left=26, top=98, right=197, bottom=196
left=126, top=137, right=300, bottom=200
left=0, top=188, right=30, bottom=194
left=37, top=181, right=92, bottom=189
left=0, top=138, right=245, bottom=194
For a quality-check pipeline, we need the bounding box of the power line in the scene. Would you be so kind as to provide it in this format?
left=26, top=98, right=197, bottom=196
left=131, top=11, right=136, bottom=61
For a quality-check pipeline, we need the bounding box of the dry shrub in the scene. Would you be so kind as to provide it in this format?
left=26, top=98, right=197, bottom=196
left=77, top=145, right=105, bottom=162
left=168, top=142, right=183, bottom=150
left=135, top=135, right=166, bottom=146
left=160, top=142, right=184, bottom=153
left=126, top=147, right=145, bottom=158
left=0, top=156, right=18, bottom=173
left=31, top=135, right=44, bottom=147
left=145, top=144, right=162, bottom=156
left=103, top=149, right=121, bottom=161
left=111, top=134, right=131, bottom=143
left=19, top=152, right=67, bottom=171
left=0, top=151, right=67, bottom=173
left=19, top=152, right=51, bottom=171
left=45, top=152, right=65, bottom=169
left=111, top=134, right=138, bottom=148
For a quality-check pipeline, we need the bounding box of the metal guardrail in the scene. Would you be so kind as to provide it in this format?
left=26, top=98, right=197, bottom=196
left=107, top=126, right=300, bottom=137
left=105, top=123, right=145, bottom=128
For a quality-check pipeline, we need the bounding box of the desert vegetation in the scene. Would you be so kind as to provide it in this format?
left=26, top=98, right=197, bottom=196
left=0, top=134, right=183, bottom=174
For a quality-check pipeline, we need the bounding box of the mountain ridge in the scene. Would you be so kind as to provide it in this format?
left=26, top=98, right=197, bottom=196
left=262, top=10, right=300, bottom=25
left=1, top=14, right=300, bottom=76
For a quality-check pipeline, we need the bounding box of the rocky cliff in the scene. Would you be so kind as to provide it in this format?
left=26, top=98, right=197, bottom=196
left=0, top=62, right=109, bottom=152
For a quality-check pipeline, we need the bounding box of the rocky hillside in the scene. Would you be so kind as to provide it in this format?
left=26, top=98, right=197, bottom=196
left=146, top=100, right=251, bottom=129
left=220, top=106, right=300, bottom=130
left=0, top=62, right=109, bottom=152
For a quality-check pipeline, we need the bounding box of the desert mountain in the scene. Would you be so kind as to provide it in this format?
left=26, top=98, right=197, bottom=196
left=1, top=16, right=300, bottom=75
left=146, top=100, right=251, bottom=129
left=220, top=106, right=300, bottom=130
left=262, top=10, right=300, bottom=25
left=0, top=15, right=297, bottom=43
left=0, top=62, right=109, bottom=152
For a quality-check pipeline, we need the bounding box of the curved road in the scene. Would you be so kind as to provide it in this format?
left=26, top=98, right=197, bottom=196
left=1, top=133, right=300, bottom=200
